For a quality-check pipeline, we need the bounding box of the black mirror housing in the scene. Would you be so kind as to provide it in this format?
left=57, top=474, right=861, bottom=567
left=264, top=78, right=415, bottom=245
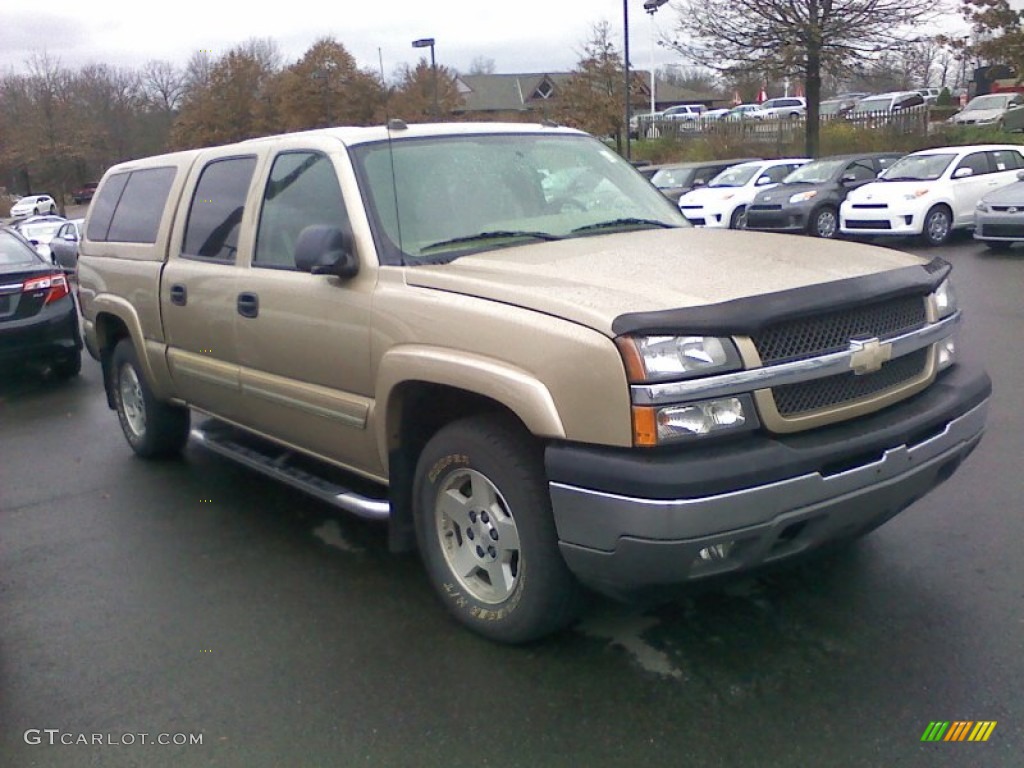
left=294, top=225, right=359, bottom=279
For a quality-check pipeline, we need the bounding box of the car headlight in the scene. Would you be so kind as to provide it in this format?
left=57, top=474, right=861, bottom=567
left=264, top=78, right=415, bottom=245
left=976, top=200, right=990, bottom=213
left=903, top=188, right=930, bottom=200
left=931, top=278, right=957, bottom=319
left=632, top=395, right=759, bottom=445
left=616, top=335, right=743, bottom=383
left=789, top=190, right=818, bottom=204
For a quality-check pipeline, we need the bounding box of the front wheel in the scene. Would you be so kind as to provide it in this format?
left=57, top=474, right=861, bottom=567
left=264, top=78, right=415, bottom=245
left=809, top=206, right=839, bottom=238
left=49, top=204, right=56, bottom=214
left=729, top=206, right=747, bottom=230
left=413, top=415, right=581, bottom=643
left=111, top=339, right=190, bottom=458
left=921, top=205, right=953, bottom=247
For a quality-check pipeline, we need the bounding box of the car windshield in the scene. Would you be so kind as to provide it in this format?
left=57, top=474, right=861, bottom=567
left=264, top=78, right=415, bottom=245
left=819, top=101, right=842, bottom=116
left=0, top=231, right=43, bottom=265
left=964, top=94, right=1012, bottom=111
left=783, top=159, right=846, bottom=184
left=350, top=133, right=687, bottom=265
left=650, top=167, right=696, bottom=188
left=850, top=97, right=892, bottom=114
left=20, top=222, right=63, bottom=239
left=707, top=165, right=759, bottom=187
left=879, top=153, right=956, bottom=181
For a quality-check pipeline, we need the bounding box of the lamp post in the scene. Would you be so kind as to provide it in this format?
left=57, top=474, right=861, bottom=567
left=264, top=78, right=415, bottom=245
left=412, top=37, right=439, bottom=118
left=312, top=60, right=337, bottom=128
left=623, top=1, right=632, bottom=159
left=644, top=0, right=669, bottom=116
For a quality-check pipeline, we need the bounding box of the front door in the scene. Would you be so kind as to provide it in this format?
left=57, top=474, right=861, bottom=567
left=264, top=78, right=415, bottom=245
left=232, top=148, right=379, bottom=474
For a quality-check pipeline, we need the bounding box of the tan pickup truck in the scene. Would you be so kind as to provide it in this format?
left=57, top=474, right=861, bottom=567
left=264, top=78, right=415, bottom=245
left=78, top=122, right=990, bottom=642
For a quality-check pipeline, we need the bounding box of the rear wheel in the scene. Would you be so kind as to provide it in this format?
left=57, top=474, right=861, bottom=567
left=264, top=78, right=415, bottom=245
left=921, top=205, right=953, bottom=247
left=413, top=415, right=581, bottom=643
left=111, top=339, right=190, bottom=458
left=809, top=206, right=839, bottom=238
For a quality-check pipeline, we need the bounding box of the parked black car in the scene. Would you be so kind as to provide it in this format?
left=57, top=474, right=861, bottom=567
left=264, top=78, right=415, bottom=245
left=745, top=152, right=903, bottom=238
left=0, top=227, right=82, bottom=378
left=649, top=158, right=761, bottom=203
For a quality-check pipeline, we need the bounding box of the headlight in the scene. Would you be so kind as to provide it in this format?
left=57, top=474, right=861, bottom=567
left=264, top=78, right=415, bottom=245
left=931, top=278, right=957, bottom=319
left=616, top=335, right=742, bottom=383
left=976, top=200, right=990, bottom=213
left=789, top=190, right=818, bottom=204
left=632, top=396, right=758, bottom=445
left=903, top=188, right=930, bottom=200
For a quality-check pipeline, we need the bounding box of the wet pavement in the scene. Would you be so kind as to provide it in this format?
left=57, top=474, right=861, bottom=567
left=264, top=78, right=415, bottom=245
left=1, top=236, right=1021, bottom=767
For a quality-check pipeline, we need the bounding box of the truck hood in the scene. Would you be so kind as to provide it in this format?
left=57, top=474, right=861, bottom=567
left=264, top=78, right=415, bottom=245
left=404, top=228, right=924, bottom=336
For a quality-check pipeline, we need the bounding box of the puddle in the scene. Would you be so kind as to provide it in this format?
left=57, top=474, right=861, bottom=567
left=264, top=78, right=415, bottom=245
left=577, top=607, right=684, bottom=680
left=313, top=519, right=362, bottom=553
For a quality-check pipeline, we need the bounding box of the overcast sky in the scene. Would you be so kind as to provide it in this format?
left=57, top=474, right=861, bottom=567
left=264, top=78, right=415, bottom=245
left=0, top=1, right=697, bottom=79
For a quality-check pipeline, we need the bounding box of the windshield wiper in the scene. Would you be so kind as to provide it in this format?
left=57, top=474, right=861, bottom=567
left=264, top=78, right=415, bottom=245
left=421, top=230, right=562, bottom=253
left=571, top=218, right=676, bottom=234
left=879, top=176, right=925, bottom=182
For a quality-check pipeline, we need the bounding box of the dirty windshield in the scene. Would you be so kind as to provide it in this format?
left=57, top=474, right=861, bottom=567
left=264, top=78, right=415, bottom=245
left=351, top=132, right=686, bottom=265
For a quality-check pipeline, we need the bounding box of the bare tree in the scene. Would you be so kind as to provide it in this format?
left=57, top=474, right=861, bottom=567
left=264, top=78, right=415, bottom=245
left=666, top=0, right=940, bottom=156
left=468, top=56, right=497, bottom=75
left=142, top=60, right=186, bottom=113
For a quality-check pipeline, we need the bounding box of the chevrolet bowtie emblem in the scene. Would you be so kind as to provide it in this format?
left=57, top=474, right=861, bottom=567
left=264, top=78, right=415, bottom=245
left=849, top=337, right=892, bottom=375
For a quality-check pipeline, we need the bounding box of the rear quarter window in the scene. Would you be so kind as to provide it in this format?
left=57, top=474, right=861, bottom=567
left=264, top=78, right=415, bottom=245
left=87, top=167, right=176, bottom=243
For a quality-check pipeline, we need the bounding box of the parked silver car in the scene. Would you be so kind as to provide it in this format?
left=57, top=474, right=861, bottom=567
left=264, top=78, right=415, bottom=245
left=949, top=93, right=1024, bottom=127
left=975, top=169, right=1024, bottom=250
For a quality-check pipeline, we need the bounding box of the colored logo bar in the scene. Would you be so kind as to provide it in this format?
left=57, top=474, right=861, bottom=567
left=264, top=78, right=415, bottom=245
left=921, top=721, right=997, bottom=742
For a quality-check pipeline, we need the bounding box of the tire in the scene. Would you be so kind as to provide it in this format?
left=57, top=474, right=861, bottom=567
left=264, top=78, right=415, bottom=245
left=413, top=415, right=581, bottom=643
left=729, top=206, right=747, bottom=229
left=809, top=206, right=839, bottom=239
left=49, top=204, right=56, bottom=214
left=33, top=207, right=41, bottom=215
left=111, top=339, right=190, bottom=458
left=52, top=349, right=81, bottom=380
left=921, top=205, right=953, bottom=247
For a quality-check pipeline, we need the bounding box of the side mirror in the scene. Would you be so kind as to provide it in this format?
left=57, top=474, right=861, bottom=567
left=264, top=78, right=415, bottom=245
left=294, top=225, right=359, bottom=278
left=840, top=173, right=858, bottom=184
left=755, top=176, right=772, bottom=185
left=953, top=167, right=974, bottom=179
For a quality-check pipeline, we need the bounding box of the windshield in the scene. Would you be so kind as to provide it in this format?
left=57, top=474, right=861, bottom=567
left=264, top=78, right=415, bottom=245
left=964, top=94, right=1011, bottom=111
left=850, top=97, right=891, bottom=114
left=650, top=167, right=696, bottom=189
left=819, top=101, right=842, bottom=116
left=351, top=133, right=686, bottom=265
left=0, top=231, right=43, bottom=265
left=783, top=159, right=846, bottom=184
left=20, top=222, right=63, bottom=239
left=707, top=165, right=759, bottom=188
left=880, top=153, right=956, bottom=181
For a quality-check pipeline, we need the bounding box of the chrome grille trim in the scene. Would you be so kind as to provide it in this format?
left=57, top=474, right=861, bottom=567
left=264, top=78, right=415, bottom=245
left=630, top=311, right=959, bottom=406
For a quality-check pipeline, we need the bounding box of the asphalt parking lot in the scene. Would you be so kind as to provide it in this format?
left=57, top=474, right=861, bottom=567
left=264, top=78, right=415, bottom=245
left=1, top=234, right=1021, bottom=768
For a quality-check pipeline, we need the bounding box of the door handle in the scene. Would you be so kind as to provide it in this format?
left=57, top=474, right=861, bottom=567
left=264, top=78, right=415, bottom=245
left=169, top=284, right=187, bottom=306
left=237, top=292, right=259, bottom=318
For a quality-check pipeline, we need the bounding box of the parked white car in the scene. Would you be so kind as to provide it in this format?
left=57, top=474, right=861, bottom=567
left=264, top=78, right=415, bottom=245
left=662, top=104, right=706, bottom=121
left=722, top=103, right=769, bottom=121
left=840, top=144, right=1024, bottom=245
left=678, top=158, right=811, bottom=228
left=759, top=97, right=807, bottom=118
left=10, top=194, right=57, bottom=218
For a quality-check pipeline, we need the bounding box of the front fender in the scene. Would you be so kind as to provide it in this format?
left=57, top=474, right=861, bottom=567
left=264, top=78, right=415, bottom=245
left=91, top=295, right=174, bottom=401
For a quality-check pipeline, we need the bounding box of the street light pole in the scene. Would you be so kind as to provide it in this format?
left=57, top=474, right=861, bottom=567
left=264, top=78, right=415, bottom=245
left=412, top=37, right=439, bottom=118
left=623, top=0, right=632, bottom=159
left=644, top=0, right=669, bottom=118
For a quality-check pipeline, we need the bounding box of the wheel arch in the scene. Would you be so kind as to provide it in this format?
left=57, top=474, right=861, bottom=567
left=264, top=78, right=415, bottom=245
left=92, top=299, right=168, bottom=407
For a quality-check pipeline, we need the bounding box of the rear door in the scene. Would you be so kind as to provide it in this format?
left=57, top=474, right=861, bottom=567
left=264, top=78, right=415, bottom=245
left=161, top=151, right=262, bottom=419
left=950, top=152, right=995, bottom=225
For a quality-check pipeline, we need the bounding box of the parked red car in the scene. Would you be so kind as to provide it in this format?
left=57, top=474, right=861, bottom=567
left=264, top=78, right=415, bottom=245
left=71, top=182, right=99, bottom=205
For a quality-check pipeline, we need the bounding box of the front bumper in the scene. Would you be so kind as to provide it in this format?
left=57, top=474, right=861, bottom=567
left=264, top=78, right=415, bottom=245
left=546, top=365, right=990, bottom=596
left=840, top=202, right=925, bottom=236
left=678, top=204, right=732, bottom=228
left=974, top=211, right=1024, bottom=242
left=745, top=205, right=810, bottom=233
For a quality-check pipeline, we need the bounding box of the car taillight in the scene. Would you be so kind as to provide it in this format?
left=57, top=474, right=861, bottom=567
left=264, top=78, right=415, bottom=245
left=23, top=273, right=70, bottom=304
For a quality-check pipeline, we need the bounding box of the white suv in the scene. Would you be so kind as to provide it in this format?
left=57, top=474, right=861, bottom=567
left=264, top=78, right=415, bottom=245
left=678, top=158, right=810, bottom=228
left=758, top=97, right=807, bottom=119
left=662, top=104, right=705, bottom=121
left=840, top=144, right=1024, bottom=245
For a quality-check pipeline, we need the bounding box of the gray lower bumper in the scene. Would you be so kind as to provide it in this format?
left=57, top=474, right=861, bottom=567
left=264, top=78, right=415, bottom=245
left=551, top=399, right=988, bottom=595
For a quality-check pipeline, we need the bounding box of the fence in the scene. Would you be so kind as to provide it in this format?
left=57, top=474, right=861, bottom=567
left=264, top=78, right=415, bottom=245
left=635, top=106, right=933, bottom=144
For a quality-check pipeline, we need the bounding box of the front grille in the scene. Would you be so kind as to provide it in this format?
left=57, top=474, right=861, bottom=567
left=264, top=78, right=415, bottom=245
left=751, top=294, right=927, bottom=365
left=773, top=348, right=929, bottom=416
left=980, top=223, right=1024, bottom=238
left=844, top=219, right=891, bottom=230
left=685, top=217, right=706, bottom=226
left=747, top=215, right=789, bottom=229
left=750, top=204, right=783, bottom=211
left=851, top=204, right=888, bottom=209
